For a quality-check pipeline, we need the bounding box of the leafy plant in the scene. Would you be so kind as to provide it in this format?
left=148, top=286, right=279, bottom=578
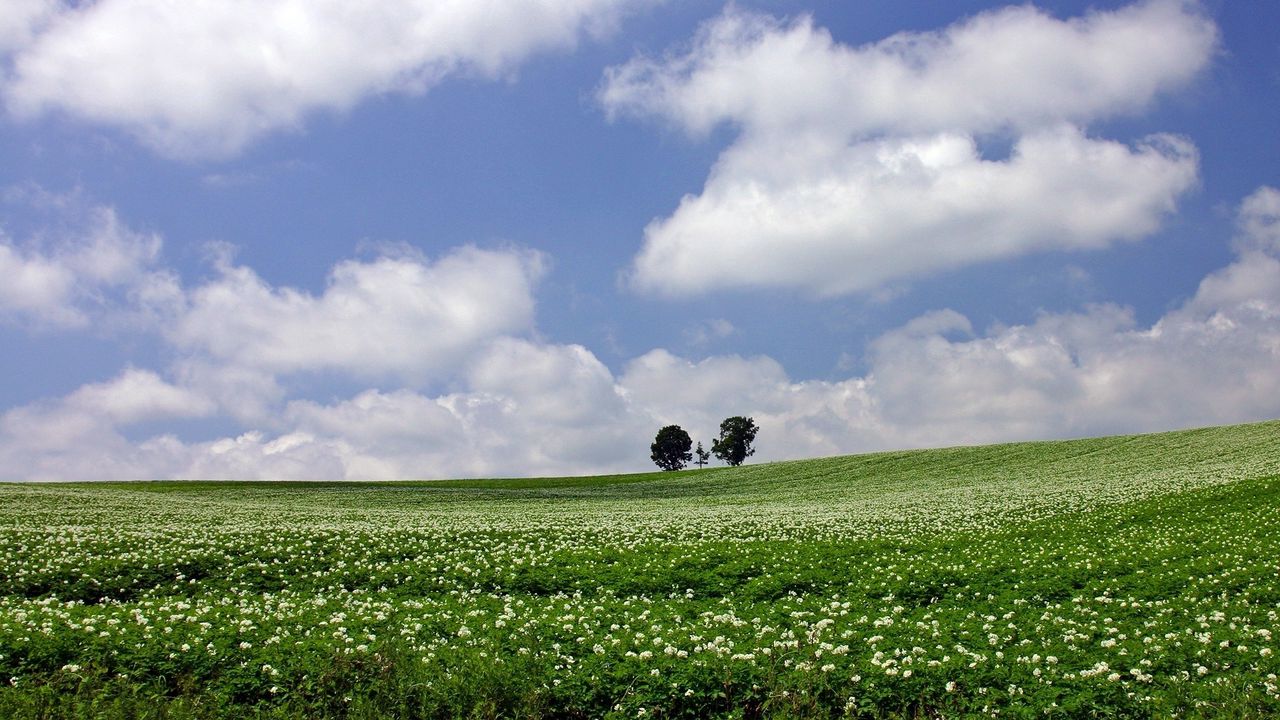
left=711, top=416, right=758, bottom=467
left=651, top=424, right=694, bottom=471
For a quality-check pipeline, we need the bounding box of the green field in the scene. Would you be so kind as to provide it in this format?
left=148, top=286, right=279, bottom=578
left=2, top=421, right=1279, bottom=718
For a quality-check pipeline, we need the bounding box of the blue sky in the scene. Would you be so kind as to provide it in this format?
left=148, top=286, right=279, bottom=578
left=0, top=0, right=1278, bottom=479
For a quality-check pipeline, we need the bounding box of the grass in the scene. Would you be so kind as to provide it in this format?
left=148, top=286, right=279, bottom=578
left=1, top=420, right=1278, bottom=718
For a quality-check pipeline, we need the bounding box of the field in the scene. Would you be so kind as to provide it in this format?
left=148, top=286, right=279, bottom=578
left=1, top=422, right=1279, bottom=718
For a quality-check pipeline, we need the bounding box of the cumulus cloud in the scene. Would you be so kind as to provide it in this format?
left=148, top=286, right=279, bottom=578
left=63, top=367, right=216, bottom=424
left=865, top=270, right=1280, bottom=445
left=0, top=241, right=78, bottom=326
left=171, top=245, right=544, bottom=383
left=0, top=340, right=647, bottom=481
left=0, top=368, right=213, bottom=480
left=172, top=361, right=284, bottom=426
left=0, top=0, right=55, bottom=55
left=622, top=196, right=1280, bottom=454
left=276, top=339, right=646, bottom=479
left=633, top=126, right=1197, bottom=296
left=602, top=1, right=1215, bottom=138
left=4, top=236, right=1278, bottom=478
left=603, top=1, right=1215, bottom=296
left=0, top=198, right=172, bottom=328
left=1236, top=186, right=1280, bottom=254
left=0, top=193, right=571, bottom=479
left=3, top=187, right=1279, bottom=481
left=843, top=189, right=1280, bottom=446
left=4, top=0, right=646, bottom=158
left=0, top=194, right=545, bottom=386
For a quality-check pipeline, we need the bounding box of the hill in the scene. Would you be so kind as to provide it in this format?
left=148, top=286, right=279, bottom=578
left=1, top=420, right=1278, bottom=718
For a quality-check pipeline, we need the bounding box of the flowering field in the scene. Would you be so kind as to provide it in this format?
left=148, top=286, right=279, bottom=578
left=1, top=422, right=1279, bottom=718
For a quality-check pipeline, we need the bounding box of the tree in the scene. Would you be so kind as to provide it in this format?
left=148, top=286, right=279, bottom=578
left=711, top=416, right=757, bottom=467
left=650, top=425, right=693, bottom=471
left=694, top=442, right=710, bottom=468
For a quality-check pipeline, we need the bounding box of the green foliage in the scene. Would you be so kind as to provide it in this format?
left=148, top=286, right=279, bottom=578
left=711, top=416, right=758, bottom=466
left=651, top=424, right=694, bottom=471
left=0, top=420, right=1279, bottom=718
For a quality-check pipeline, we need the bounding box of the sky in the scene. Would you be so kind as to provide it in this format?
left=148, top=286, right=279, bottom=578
left=0, top=0, right=1278, bottom=480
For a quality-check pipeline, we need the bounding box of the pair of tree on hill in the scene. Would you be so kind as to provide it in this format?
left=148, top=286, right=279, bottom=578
left=650, top=417, right=758, bottom=471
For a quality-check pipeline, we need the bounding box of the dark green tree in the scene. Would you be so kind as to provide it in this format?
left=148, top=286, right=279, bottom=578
left=694, top=441, right=710, bottom=468
left=650, top=425, right=693, bottom=471
left=711, top=416, right=758, bottom=467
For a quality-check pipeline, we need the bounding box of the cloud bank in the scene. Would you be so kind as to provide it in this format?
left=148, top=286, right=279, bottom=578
left=602, top=0, right=1215, bottom=296
left=1, top=187, right=1277, bottom=480
left=2, top=0, right=647, bottom=158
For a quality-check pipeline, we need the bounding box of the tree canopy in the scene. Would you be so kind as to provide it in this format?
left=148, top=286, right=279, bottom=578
left=711, top=416, right=757, bottom=467
left=650, top=425, right=693, bottom=471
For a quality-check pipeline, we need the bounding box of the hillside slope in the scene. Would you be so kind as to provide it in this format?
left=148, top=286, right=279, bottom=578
left=1, top=421, right=1278, bottom=718
left=8, top=419, right=1276, bottom=538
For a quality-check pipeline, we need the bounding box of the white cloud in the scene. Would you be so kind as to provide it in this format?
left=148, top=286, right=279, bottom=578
left=0, top=0, right=55, bottom=55
left=621, top=226, right=1280, bottom=456
left=3, top=186, right=1278, bottom=481
left=1, top=191, right=545, bottom=383
left=0, top=368, right=213, bottom=480
left=1236, top=186, right=1280, bottom=254
left=171, top=245, right=544, bottom=383
left=176, top=432, right=352, bottom=482
left=0, top=195, right=575, bottom=479
left=172, top=361, right=284, bottom=426
left=0, top=240, right=77, bottom=325
left=64, top=367, right=216, bottom=424
left=4, top=0, right=647, bottom=158
left=0, top=339, right=648, bottom=481
left=277, top=339, right=646, bottom=479
left=603, top=1, right=1215, bottom=297
left=622, top=349, right=789, bottom=427
left=683, top=317, right=735, bottom=347
left=5, top=238, right=1278, bottom=478
left=619, top=349, right=867, bottom=459
left=602, top=1, right=1215, bottom=138
left=467, top=338, right=625, bottom=427
left=0, top=200, right=169, bottom=328
left=631, top=126, right=1197, bottom=296
left=866, top=259, right=1280, bottom=445
left=837, top=190, right=1280, bottom=446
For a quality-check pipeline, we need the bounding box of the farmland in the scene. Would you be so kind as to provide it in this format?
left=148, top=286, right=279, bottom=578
left=1, top=421, right=1278, bottom=718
